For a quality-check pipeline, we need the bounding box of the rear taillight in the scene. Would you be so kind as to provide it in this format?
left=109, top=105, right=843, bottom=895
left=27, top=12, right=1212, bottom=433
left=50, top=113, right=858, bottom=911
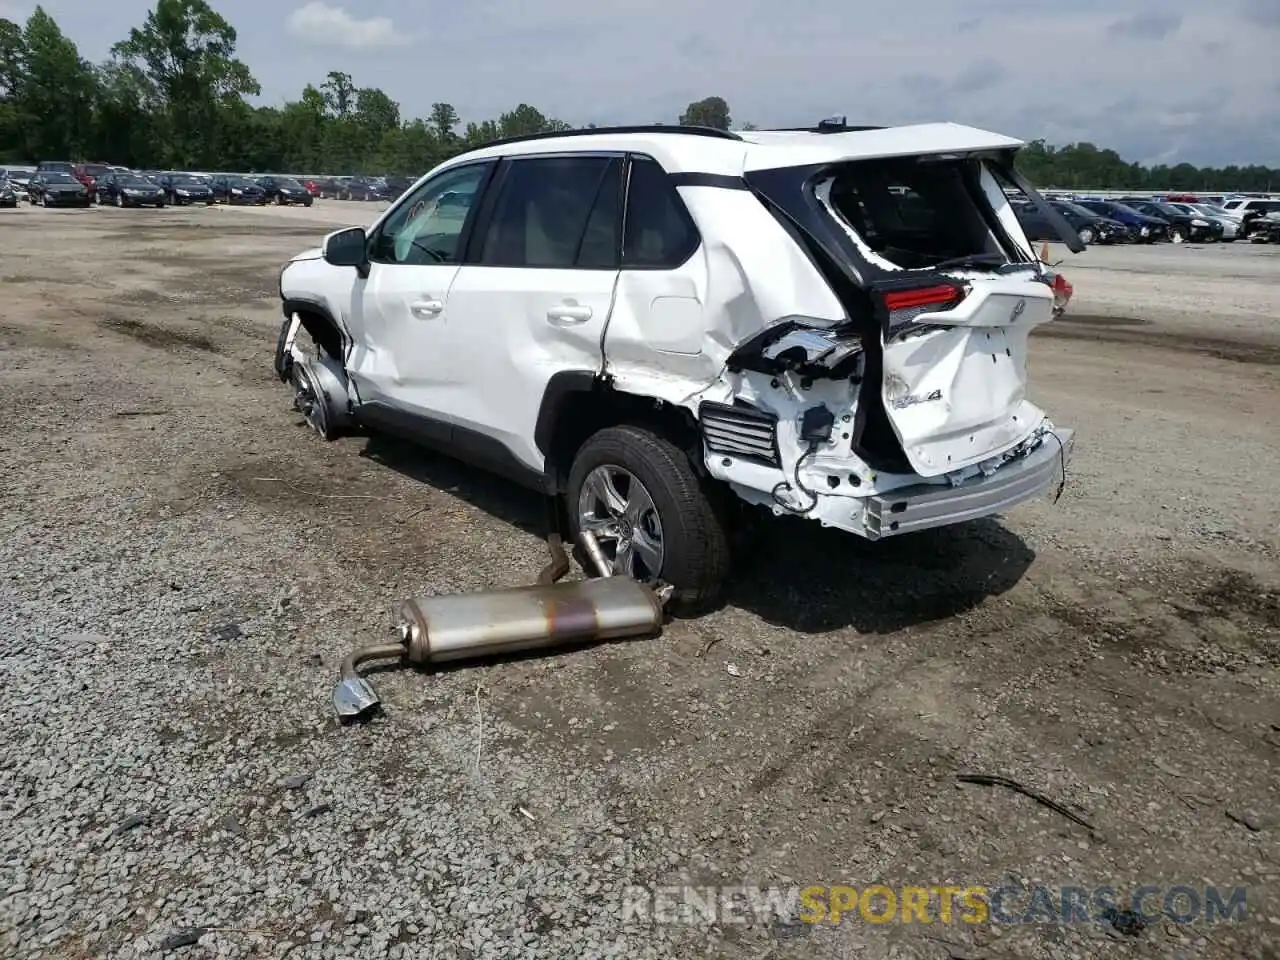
left=882, top=284, right=965, bottom=331
left=1051, top=272, right=1073, bottom=314
left=882, top=285, right=962, bottom=311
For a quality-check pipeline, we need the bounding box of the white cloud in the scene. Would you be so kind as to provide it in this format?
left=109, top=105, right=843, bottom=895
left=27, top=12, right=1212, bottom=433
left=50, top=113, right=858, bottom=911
left=285, top=2, right=410, bottom=50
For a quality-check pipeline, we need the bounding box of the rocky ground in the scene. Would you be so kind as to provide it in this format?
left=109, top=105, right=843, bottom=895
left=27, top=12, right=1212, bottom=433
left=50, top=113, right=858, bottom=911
left=1, top=203, right=1277, bottom=960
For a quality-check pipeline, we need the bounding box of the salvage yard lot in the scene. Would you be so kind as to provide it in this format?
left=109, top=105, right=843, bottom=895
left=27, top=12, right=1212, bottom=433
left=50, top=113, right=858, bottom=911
left=1, top=203, right=1278, bottom=960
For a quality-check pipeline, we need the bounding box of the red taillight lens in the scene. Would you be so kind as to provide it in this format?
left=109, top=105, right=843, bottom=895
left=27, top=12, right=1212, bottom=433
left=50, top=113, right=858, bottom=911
left=1052, top=272, right=1073, bottom=310
left=882, top=285, right=962, bottom=311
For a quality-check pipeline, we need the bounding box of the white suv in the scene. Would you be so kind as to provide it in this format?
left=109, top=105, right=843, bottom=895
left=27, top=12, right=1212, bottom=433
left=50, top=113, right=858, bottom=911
left=274, top=121, right=1080, bottom=612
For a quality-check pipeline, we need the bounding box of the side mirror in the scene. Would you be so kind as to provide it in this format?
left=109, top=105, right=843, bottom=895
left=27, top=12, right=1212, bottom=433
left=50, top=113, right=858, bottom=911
left=323, top=227, right=369, bottom=273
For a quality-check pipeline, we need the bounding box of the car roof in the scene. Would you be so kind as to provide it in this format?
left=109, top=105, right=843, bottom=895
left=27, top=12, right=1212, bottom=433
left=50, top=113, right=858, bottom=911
left=449, top=122, right=1025, bottom=177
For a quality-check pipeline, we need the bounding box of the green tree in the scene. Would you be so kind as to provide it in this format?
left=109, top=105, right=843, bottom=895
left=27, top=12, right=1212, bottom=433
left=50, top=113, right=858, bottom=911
left=679, top=96, right=731, bottom=130
left=321, top=70, right=354, bottom=118
left=111, top=0, right=259, bottom=166
left=15, top=8, right=97, bottom=160
left=428, top=101, right=459, bottom=143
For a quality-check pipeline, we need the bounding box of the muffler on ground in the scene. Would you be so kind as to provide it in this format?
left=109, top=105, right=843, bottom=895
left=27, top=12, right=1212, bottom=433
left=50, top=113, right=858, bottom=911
left=332, top=531, right=671, bottom=720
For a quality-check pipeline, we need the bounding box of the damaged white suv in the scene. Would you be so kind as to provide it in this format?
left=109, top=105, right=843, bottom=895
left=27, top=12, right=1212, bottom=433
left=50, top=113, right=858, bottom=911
left=274, top=120, right=1082, bottom=612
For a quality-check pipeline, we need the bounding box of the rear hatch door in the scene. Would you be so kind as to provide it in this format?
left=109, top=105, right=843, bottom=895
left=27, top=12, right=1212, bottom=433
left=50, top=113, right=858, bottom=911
left=744, top=130, right=1080, bottom=477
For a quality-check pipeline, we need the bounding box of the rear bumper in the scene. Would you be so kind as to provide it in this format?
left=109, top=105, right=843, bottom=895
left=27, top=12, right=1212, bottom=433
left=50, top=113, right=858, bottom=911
left=860, top=427, right=1074, bottom=539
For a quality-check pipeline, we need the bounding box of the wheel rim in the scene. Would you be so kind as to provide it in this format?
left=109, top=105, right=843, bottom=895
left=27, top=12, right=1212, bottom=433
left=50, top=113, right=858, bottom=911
left=116, top=194, right=122, bottom=207
left=1079, top=228, right=1094, bottom=244
left=290, top=364, right=329, bottom=437
left=577, top=465, right=664, bottom=581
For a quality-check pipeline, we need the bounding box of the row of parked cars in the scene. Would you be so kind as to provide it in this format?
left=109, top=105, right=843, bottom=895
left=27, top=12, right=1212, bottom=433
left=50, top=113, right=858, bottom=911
left=0, top=162, right=416, bottom=209
left=1013, top=192, right=1280, bottom=246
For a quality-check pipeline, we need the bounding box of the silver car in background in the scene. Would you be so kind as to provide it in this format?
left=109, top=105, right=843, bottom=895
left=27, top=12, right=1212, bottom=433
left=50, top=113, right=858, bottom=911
left=1169, top=203, right=1240, bottom=241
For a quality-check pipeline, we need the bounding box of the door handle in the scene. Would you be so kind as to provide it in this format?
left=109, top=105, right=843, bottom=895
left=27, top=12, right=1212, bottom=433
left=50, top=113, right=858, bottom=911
left=410, top=298, right=444, bottom=318
left=547, top=304, right=592, bottom=323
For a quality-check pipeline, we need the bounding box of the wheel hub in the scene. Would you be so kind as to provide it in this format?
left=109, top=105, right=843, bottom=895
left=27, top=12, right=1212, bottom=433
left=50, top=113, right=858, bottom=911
left=290, top=364, right=328, bottom=437
left=577, top=465, right=664, bottom=581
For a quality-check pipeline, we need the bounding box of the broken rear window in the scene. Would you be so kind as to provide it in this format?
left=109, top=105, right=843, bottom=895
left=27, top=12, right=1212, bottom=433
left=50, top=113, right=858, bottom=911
left=818, top=158, right=1009, bottom=271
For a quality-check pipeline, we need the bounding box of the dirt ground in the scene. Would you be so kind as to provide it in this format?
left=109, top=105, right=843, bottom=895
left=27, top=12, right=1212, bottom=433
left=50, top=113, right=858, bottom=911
left=1, top=202, right=1277, bottom=960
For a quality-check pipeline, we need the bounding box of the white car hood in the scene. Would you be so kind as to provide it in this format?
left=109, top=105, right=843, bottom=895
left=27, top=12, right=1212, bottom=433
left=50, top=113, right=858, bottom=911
left=290, top=247, right=324, bottom=263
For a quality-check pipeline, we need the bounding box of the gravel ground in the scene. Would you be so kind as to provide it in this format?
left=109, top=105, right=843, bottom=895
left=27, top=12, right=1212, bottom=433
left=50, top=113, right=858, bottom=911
left=1, top=202, right=1278, bottom=960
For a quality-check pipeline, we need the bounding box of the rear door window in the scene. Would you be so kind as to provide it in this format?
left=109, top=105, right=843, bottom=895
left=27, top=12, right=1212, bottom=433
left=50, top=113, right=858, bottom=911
left=476, top=156, right=620, bottom=269
left=622, top=156, right=699, bottom=268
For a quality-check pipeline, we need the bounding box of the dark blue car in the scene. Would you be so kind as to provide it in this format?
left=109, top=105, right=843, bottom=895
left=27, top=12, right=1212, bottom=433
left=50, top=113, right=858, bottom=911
left=1074, top=200, right=1170, bottom=243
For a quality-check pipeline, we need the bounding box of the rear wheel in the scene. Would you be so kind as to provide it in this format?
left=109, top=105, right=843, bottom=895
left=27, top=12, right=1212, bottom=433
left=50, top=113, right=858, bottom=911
left=1171, top=226, right=1186, bottom=243
left=115, top=193, right=124, bottom=208
left=567, top=425, right=730, bottom=616
left=1077, top=226, right=1095, bottom=245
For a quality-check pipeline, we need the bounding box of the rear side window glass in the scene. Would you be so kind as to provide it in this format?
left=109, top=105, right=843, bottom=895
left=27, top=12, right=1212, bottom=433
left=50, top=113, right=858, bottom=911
left=479, top=156, right=617, bottom=268
left=622, top=157, right=699, bottom=268
left=822, top=159, right=1002, bottom=270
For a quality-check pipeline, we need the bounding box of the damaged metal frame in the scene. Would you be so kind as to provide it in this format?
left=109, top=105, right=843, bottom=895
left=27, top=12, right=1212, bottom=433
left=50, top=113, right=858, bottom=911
left=332, top=530, right=673, bottom=720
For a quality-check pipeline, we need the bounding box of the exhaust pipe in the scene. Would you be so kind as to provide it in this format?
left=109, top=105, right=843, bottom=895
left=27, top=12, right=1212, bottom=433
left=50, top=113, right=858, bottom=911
left=331, top=531, right=670, bottom=720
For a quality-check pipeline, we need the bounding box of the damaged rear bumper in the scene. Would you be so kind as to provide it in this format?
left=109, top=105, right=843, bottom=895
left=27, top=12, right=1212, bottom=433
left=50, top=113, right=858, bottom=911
left=860, top=427, right=1074, bottom=539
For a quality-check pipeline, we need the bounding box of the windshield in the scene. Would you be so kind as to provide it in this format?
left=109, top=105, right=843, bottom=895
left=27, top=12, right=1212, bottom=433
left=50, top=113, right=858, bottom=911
left=276, top=179, right=304, bottom=190
left=117, top=175, right=150, bottom=185
left=1051, top=201, right=1087, bottom=219
left=80, top=164, right=109, bottom=176
left=225, top=178, right=254, bottom=188
left=173, top=179, right=207, bottom=187
left=44, top=172, right=77, bottom=183
left=1148, top=202, right=1183, bottom=217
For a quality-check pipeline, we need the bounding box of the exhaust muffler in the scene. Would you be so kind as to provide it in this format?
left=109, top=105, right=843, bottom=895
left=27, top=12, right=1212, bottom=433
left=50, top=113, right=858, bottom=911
left=332, top=531, right=669, bottom=720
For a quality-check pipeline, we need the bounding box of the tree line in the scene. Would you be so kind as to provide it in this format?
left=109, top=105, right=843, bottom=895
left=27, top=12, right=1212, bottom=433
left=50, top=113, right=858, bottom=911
left=0, top=1, right=1275, bottom=192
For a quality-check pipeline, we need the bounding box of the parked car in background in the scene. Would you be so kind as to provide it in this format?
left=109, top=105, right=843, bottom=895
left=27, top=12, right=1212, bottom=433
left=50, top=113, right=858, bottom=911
left=341, top=177, right=382, bottom=201
left=1, top=166, right=35, bottom=191
left=96, top=170, right=167, bottom=207
left=299, top=178, right=323, bottom=198
left=36, top=160, right=76, bottom=175
left=1244, top=211, right=1280, bottom=243
left=155, top=172, right=216, bottom=205
left=27, top=170, right=92, bottom=207
left=378, top=175, right=413, bottom=201
left=1015, top=198, right=1127, bottom=245
left=1116, top=199, right=1223, bottom=243
left=256, top=175, right=315, bottom=206
left=71, top=162, right=112, bottom=199
left=211, top=175, right=266, bottom=204
left=0, top=176, right=19, bottom=208
left=1074, top=199, right=1170, bottom=242
left=311, top=177, right=344, bottom=199
left=1167, top=202, right=1240, bottom=240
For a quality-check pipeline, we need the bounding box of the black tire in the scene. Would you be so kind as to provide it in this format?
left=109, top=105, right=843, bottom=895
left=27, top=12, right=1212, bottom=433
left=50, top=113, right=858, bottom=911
left=1077, top=226, right=1095, bottom=245
left=566, top=425, right=730, bottom=616
left=273, top=316, right=294, bottom=382
left=1171, top=226, right=1186, bottom=243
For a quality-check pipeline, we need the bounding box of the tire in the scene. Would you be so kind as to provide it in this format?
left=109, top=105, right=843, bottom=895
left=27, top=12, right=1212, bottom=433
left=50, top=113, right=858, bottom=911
left=1077, top=227, right=1095, bottom=245
left=566, top=425, right=730, bottom=616
left=41, top=194, right=49, bottom=207
left=116, top=193, right=123, bottom=208
left=273, top=316, right=294, bottom=382
left=1171, top=226, right=1185, bottom=243
left=275, top=193, right=284, bottom=205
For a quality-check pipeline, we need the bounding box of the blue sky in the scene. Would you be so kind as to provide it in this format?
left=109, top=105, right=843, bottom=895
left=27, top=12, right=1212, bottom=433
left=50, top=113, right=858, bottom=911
left=5, top=0, right=1279, bottom=166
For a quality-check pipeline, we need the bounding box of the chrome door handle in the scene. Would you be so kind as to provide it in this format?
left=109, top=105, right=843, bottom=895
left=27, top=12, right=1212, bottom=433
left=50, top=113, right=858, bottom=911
left=410, top=299, right=444, bottom=318
left=547, top=304, right=592, bottom=323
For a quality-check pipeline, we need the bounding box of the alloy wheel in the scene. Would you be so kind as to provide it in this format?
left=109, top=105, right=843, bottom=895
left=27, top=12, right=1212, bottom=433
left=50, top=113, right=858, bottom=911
left=576, top=465, right=665, bottom=581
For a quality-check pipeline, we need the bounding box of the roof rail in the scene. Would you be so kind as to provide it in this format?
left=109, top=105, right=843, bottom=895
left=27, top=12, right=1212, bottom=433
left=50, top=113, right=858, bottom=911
left=763, top=116, right=884, bottom=134
left=455, top=124, right=744, bottom=155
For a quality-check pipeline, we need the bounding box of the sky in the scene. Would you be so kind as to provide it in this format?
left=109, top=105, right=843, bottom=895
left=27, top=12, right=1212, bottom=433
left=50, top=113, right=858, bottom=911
left=4, top=0, right=1279, bottom=167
